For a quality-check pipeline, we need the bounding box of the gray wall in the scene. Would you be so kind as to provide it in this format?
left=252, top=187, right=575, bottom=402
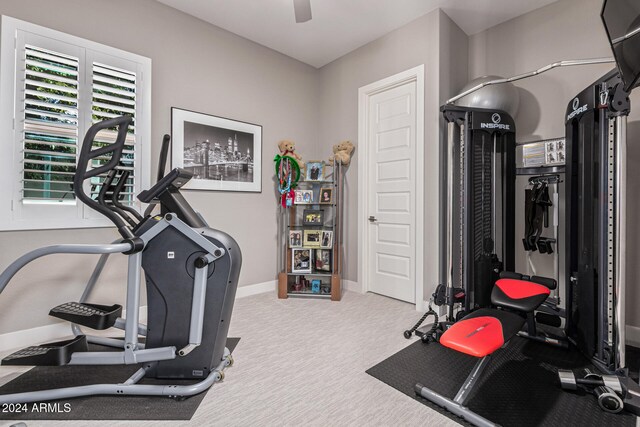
left=0, top=0, right=319, bottom=334
left=468, top=0, right=640, bottom=327
left=317, top=9, right=469, bottom=300
left=3, top=0, right=634, bottom=336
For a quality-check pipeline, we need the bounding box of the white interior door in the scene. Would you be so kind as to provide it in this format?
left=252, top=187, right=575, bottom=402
left=367, top=80, right=417, bottom=303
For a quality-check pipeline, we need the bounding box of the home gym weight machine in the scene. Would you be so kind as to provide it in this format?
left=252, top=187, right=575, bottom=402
left=0, top=116, right=241, bottom=403
left=439, top=105, right=516, bottom=316
left=408, top=0, right=640, bottom=419
left=404, top=105, right=516, bottom=342
left=406, top=74, right=637, bottom=425
left=556, top=0, right=640, bottom=407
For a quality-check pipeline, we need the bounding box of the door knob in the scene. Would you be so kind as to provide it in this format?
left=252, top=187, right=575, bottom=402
left=368, top=216, right=377, bottom=223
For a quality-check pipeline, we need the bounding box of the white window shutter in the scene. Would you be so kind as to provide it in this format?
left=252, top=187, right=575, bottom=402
left=22, top=45, right=80, bottom=203
left=88, top=61, right=138, bottom=207
left=0, top=16, right=151, bottom=231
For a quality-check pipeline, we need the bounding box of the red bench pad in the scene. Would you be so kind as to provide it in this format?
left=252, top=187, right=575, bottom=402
left=440, top=309, right=526, bottom=357
left=491, top=279, right=550, bottom=312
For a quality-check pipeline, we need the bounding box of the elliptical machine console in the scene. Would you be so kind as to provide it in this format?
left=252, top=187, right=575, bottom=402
left=0, top=116, right=241, bottom=403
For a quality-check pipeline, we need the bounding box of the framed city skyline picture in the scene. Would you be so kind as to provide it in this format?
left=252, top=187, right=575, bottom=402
left=171, top=107, right=262, bottom=192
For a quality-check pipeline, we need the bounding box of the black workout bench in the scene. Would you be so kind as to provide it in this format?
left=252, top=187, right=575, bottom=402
left=415, top=274, right=554, bottom=427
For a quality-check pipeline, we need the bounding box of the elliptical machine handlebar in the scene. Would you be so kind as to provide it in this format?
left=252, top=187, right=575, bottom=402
left=74, top=116, right=135, bottom=238
left=143, top=134, right=171, bottom=218
left=110, top=169, right=145, bottom=224
left=157, top=134, right=171, bottom=182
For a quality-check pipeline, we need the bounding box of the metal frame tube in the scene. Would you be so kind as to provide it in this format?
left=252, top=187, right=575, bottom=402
left=447, top=58, right=614, bottom=105
left=454, top=355, right=492, bottom=405
left=179, top=261, right=211, bottom=356
left=0, top=243, right=132, bottom=294
left=79, top=251, right=113, bottom=303
left=599, top=114, right=613, bottom=361
left=69, top=346, right=176, bottom=365
left=612, top=25, right=640, bottom=45
left=446, top=121, right=455, bottom=290
left=463, top=116, right=472, bottom=311
left=113, top=318, right=147, bottom=336
left=615, top=115, right=627, bottom=369
left=0, top=348, right=230, bottom=404
left=124, top=251, right=142, bottom=360
left=492, top=135, right=497, bottom=251
left=415, top=384, right=496, bottom=427
left=123, top=367, right=147, bottom=385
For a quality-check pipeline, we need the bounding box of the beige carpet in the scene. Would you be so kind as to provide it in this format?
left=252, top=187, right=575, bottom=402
left=0, top=290, right=458, bottom=427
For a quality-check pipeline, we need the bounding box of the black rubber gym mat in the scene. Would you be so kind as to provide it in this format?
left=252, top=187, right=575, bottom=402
left=0, top=337, right=239, bottom=421
left=366, top=337, right=637, bottom=426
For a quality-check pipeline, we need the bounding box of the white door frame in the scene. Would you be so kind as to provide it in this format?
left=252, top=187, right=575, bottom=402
left=357, top=64, right=425, bottom=310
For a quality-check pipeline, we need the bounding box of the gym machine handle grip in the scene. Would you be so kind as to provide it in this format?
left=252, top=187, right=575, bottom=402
left=95, top=170, right=138, bottom=228
left=111, top=170, right=145, bottom=223
left=157, top=134, right=171, bottom=183
left=74, top=116, right=135, bottom=238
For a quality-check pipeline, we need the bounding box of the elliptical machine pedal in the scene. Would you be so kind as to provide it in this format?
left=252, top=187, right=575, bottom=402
left=2, top=335, right=88, bottom=366
left=49, top=302, right=122, bottom=330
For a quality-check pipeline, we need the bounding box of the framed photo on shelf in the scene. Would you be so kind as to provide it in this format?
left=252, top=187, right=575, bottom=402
left=319, top=187, right=333, bottom=204
left=294, top=189, right=313, bottom=204
left=291, top=248, right=312, bottom=274
left=303, top=230, right=322, bottom=248
left=171, top=107, right=262, bottom=192
left=311, top=279, right=321, bottom=294
left=314, top=249, right=332, bottom=272
left=320, top=230, right=333, bottom=249
left=305, top=160, right=325, bottom=181
left=289, top=230, right=302, bottom=248
left=303, top=209, right=323, bottom=226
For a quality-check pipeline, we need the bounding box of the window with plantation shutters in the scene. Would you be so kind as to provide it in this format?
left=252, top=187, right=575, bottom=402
left=0, top=16, right=151, bottom=231
left=90, top=62, right=137, bottom=206
left=23, top=45, right=79, bottom=203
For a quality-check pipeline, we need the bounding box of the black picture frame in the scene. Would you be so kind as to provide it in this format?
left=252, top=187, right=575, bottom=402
left=171, top=107, right=262, bottom=192
left=314, top=249, right=332, bottom=272
left=302, top=209, right=323, bottom=226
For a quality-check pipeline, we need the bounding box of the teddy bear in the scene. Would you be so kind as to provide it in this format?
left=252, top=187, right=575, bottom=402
left=278, top=140, right=304, bottom=170
left=329, top=140, right=355, bottom=166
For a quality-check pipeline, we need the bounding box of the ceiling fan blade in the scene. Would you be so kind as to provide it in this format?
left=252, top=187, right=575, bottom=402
left=293, top=0, right=312, bottom=23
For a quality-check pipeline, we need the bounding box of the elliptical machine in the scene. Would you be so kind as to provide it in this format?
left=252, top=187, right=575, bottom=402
left=0, top=116, right=241, bottom=403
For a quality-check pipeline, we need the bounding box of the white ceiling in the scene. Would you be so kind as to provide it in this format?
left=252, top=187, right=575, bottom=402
left=155, top=0, right=560, bottom=68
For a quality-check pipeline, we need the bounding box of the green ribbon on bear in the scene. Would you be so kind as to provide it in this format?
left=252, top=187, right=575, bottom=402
left=274, top=154, right=301, bottom=188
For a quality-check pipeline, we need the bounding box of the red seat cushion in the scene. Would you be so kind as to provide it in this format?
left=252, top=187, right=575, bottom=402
left=495, top=279, right=550, bottom=299
left=440, top=316, right=504, bottom=357
left=439, top=308, right=526, bottom=357
left=491, top=279, right=550, bottom=313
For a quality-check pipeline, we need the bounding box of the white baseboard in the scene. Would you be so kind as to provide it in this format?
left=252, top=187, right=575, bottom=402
left=344, top=279, right=361, bottom=293
left=0, top=280, right=277, bottom=353
left=235, top=280, right=276, bottom=298
left=0, top=322, right=72, bottom=354
left=344, top=279, right=425, bottom=311
left=0, top=305, right=149, bottom=354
